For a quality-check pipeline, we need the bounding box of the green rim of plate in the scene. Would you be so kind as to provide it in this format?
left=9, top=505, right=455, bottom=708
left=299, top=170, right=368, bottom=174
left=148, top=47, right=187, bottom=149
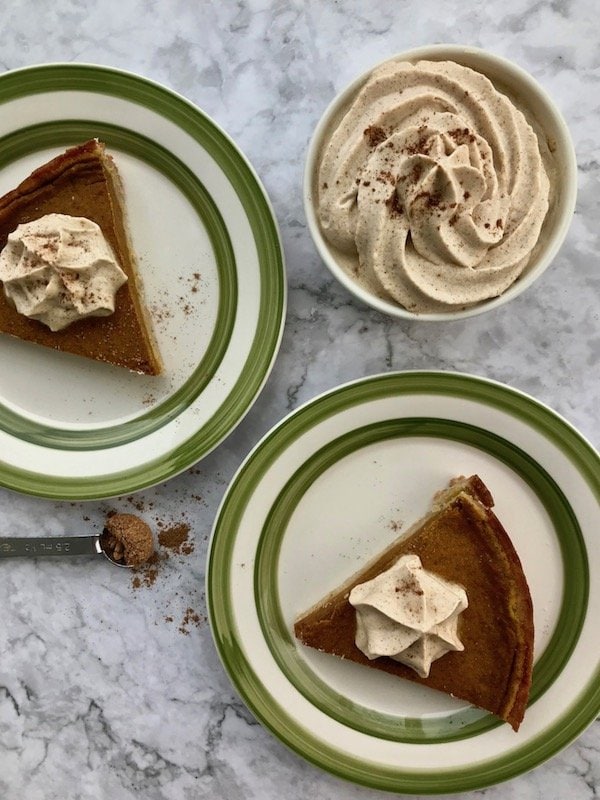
left=208, top=371, right=600, bottom=794
left=255, top=417, right=586, bottom=743
left=0, top=119, right=237, bottom=450
left=0, top=64, right=285, bottom=498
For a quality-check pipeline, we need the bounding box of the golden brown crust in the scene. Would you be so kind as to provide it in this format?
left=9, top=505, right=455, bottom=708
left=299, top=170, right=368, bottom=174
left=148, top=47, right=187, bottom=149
left=0, top=139, right=162, bottom=375
left=294, top=475, right=534, bottom=731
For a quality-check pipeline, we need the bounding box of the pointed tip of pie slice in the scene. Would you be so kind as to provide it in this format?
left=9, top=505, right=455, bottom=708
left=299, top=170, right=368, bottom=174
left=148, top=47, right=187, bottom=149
left=0, top=138, right=162, bottom=375
left=294, top=474, right=534, bottom=732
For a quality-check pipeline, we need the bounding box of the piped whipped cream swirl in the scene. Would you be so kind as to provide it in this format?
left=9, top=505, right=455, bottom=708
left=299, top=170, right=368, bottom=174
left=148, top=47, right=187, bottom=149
left=317, top=59, right=551, bottom=312
left=349, top=554, right=468, bottom=678
left=0, top=214, right=127, bottom=331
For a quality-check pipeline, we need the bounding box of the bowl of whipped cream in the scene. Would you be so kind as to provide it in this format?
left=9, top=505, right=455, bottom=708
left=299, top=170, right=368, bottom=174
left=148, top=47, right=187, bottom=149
left=304, top=45, right=577, bottom=320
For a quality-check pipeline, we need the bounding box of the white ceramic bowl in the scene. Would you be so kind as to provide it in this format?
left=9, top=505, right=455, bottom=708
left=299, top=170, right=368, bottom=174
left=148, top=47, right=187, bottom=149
left=304, top=44, right=577, bottom=321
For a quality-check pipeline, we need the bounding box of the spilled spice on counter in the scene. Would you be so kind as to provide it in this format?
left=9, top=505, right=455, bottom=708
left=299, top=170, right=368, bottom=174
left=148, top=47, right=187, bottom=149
left=131, top=551, right=161, bottom=588
left=178, top=607, right=201, bottom=635
left=129, top=519, right=195, bottom=595
left=112, top=509, right=206, bottom=635
left=157, top=522, right=194, bottom=555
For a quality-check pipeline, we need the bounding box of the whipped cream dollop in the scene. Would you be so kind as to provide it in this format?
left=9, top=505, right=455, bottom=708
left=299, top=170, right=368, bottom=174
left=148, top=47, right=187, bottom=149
left=349, top=554, right=468, bottom=677
left=317, top=59, right=552, bottom=312
left=0, top=213, right=127, bottom=331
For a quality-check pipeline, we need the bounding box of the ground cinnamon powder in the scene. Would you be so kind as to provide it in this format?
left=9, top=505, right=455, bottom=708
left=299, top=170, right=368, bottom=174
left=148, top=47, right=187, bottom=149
left=116, top=513, right=203, bottom=634
left=101, top=513, right=154, bottom=568
left=179, top=607, right=202, bottom=635
left=131, top=551, right=161, bottom=587
left=157, top=523, right=194, bottom=555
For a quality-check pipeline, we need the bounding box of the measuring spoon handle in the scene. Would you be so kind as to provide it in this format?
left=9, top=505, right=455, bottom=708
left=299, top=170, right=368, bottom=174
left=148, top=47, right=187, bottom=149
left=0, top=536, right=102, bottom=558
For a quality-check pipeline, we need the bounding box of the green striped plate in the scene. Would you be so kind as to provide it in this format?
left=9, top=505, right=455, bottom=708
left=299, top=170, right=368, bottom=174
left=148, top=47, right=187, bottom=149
left=0, top=63, right=286, bottom=499
left=207, top=371, right=600, bottom=794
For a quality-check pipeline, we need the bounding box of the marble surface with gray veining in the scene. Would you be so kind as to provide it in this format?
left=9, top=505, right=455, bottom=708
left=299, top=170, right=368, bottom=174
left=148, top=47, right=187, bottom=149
left=0, top=0, right=598, bottom=798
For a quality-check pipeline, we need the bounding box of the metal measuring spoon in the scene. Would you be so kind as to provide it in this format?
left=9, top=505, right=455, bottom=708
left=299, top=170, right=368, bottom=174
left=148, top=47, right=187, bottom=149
left=0, top=534, right=130, bottom=567
left=0, top=514, right=155, bottom=569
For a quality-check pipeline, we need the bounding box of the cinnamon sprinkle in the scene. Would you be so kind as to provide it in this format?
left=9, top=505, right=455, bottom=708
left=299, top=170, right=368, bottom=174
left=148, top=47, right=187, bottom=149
left=405, top=127, right=432, bottom=156
left=158, top=523, right=194, bottom=555
left=130, top=520, right=194, bottom=590
left=414, top=191, right=443, bottom=209
left=179, top=607, right=202, bottom=635
left=448, top=127, right=476, bottom=145
left=385, top=191, right=404, bottom=218
left=364, top=125, right=387, bottom=147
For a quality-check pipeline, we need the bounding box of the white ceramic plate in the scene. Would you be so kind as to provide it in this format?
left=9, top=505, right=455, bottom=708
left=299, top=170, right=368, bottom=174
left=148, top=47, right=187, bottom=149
left=207, top=371, right=600, bottom=794
left=0, top=64, right=286, bottom=499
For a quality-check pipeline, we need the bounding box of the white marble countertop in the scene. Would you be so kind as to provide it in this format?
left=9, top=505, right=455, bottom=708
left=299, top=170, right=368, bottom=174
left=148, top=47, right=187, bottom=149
left=0, top=0, right=598, bottom=797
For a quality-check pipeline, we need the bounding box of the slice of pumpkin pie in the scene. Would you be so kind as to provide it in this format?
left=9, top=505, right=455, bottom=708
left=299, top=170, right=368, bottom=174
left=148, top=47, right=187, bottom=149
left=294, top=475, right=534, bottom=731
left=0, top=140, right=161, bottom=374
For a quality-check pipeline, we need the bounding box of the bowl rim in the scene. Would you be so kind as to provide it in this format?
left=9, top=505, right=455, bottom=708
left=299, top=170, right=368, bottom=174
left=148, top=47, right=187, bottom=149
left=303, top=43, right=578, bottom=322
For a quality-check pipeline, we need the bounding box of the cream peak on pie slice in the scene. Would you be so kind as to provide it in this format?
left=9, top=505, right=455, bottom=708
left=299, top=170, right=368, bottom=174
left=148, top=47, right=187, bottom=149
left=294, top=475, right=534, bottom=731
left=0, top=139, right=161, bottom=375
